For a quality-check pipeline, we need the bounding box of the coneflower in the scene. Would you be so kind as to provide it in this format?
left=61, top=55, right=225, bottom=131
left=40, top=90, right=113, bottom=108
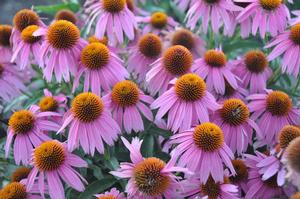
left=58, top=92, right=121, bottom=155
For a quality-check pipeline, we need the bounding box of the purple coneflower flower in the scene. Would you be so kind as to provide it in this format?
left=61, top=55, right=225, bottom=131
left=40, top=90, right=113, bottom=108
left=38, top=89, right=67, bottom=113
left=165, top=28, right=206, bottom=58
left=58, top=92, right=120, bottom=155
left=11, top=9, right=45, bottom=52
left=0, top=25, right=12, bottom=62
left=186, top=0, right=241, bottom=33
left=193, top=49, right=239, bottom=95
left=214, top=81, right=248, bottom=102
left=104, top=80, right=154, bottom=133
left=126, top=0, right=149, bottom=16
left=73, top=42, right=128, bottom=96
left=95, top=188, right=125, bottom=199
left=111, top=137, right=191, bottom=199
left=137, top=11, right=179, bottom=35
left=213, top=98, right=261, bottom=154
left=0, top=180, right=45, bottom=199
left=0, top=62, right=27, bottom=101
left=244, top=151, right=284, bottom=199
left=247, top=90, right=300, bottom=146
left=236, top=0, right=290, bottom=38
left=225, top=2, right=251, bottom=38
left=5, top=105, right=61, bottom=165
left=233, top=50, right=272, bottom=94
left=128, top=33, right=162, bottom=83
left=170, top=122, right=236, bottom=183
left=34, top=20, right=87, bottom=82
left=278, top=125, right=300, bottom=150
left=266, top=23, right=300, bottom=76
left=11, top=166, right=31, bottom=182
left=55, top=9, right=78, bottom=25
left=146, top=45, right=193, bottom=95
left=181, top=176, right=239, bottom=199
left=230, top=159, right=249, bottom=196
left=26, top=140, right=87, bottom=199
left=256, top=153, right=286, bottom=187
left=151, top=73, right=220, bottom=133
left=85, top=0, right=137, bottom=44
left=11, top=24, right=43, bottom=70
left=87, top=35, right=120, bottom=54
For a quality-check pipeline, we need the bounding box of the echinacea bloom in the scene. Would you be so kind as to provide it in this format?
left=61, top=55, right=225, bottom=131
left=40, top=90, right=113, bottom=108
left=214, top=81, right=248, bottom=102
left=137, top=12, right=179, bottom=35
left=244, top=151, right=284, bottom=199
left=266, top=23, right=300, bottom=76
left=126, top=0, right=149, bottom=16
left=0, top=180, right=44, bottom=199
left=0, top=24, right=12, bottom=62
left=255, top=153, right=286, bottom=187
left=85, top=0, right=137, bottom=44
left=111, top=137, right=191, bottom=199
left=151, top=73, right=220, bottom=132
left=181, top=176, right=239, bottom=199
left=58, top=92, right=120, bottom=155
left=95, top=188, right=125, bottom=199
left=87, top=35, right=120, bottom=54
left=213, top=98, right=261, bottom=154
left=278, top=125, right=300, bottom=149
left=0, top=62, right=27, bottom=101
left=11, top=24, right=42, bottom=70
left=166, top=28, right=206, bottom=58
left=55, top=9, right=77, bottom=25
left=230, top=159, right=249, bottom=195
left=233, top=50, right=272, bottom=93
left=73, top=42, right=128, bottom=95
left=127, top=33, right=162, bottom=82
left=38, top=89, right=67, bottom=113
left=11, top=9, right=44, bottom=51
left=173, top=0, right=197, bottom=11
left=34, top=20, right=87, bottom=82
left=5, top=105, right=61, bottom=165
left=225, top=2, right=251, bottom=38
left=170, top=122, right=236, bottom=183
left=247, top=90, right=300, bottom=145
left=11, top=166, right=31, bottom=182
left=193, top=49, right=239, bottom=95
left=146, top=45, right=193, bottom=95
left=26, top=140, right=87, bottom=199
left=236, top=0, right=290, bottom=38
left=186, top=0, right=241, bottom=33
left=104, top=80, right=154, bottom=133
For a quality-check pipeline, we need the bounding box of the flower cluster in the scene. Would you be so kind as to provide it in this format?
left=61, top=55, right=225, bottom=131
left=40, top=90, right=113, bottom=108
left=1, top=0, right=300, bottom=199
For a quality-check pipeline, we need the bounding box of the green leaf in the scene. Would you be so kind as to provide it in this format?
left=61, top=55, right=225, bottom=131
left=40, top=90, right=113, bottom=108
left=78, top=176, right=117, bottom=199
left=3, top=95, right=29, bottom=113
left=34, top=3, right=80, bottom=15
left=141, top=134, right=154, bottom=157
left=89, top=165, right=104, bottom=180
left=103, top=156, right=119, bottom=171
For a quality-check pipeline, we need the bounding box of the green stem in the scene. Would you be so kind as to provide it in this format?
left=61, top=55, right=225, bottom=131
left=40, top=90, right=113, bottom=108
left=293, top=77, right=300, bottom=93
left=267, top=66, right=281, bottom=86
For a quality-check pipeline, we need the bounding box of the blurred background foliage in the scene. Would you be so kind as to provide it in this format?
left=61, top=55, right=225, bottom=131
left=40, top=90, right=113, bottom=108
left=0, top=0, right=300, bottom=198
